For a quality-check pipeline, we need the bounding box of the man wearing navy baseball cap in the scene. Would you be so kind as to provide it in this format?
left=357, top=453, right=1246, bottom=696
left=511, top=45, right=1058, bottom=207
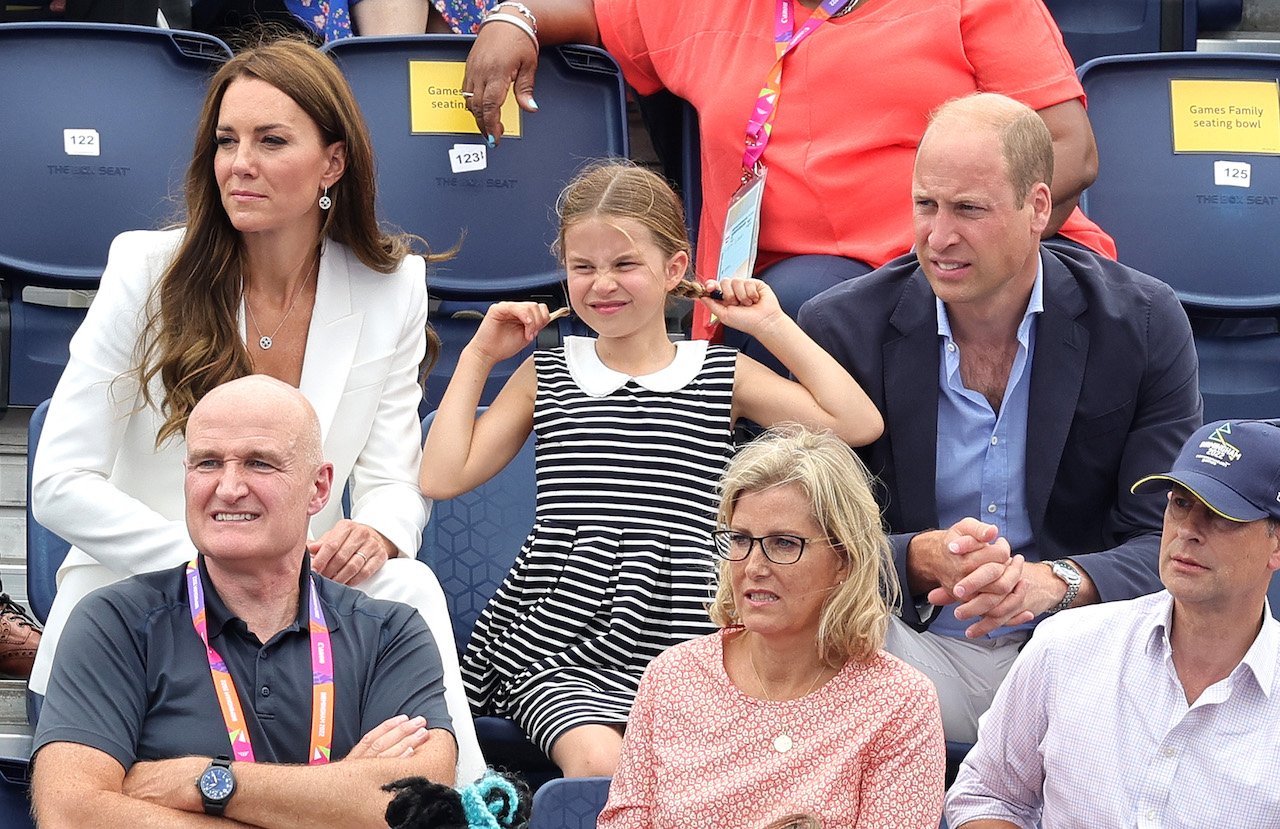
left=946, top=420, right=1280, bottom=828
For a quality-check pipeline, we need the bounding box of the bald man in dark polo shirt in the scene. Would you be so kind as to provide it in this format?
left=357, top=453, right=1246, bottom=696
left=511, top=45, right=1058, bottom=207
left=32, top=375, right=455, bottom=827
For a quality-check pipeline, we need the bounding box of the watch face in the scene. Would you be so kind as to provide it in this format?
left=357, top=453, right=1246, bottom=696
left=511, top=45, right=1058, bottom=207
left=199, top=766, right=235, bottom=801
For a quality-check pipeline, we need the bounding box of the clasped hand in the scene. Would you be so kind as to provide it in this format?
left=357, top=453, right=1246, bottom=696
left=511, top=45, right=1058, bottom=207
left=122, top=715, right=433, bottom=812
left=920, top=518, right=1056, bottom=638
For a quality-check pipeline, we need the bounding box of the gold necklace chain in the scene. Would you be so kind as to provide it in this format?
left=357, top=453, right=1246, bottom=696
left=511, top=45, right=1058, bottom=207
left=748, top=648, right=827, bottom=754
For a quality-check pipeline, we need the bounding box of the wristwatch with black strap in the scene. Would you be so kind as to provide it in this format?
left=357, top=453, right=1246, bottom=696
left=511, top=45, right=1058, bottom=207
left=197, top=755, right=236, bottom=816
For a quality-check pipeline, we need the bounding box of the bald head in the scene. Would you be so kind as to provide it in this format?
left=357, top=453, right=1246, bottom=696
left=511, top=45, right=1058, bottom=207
left=188, top=375, right=323, bottom=467
left=183, top=375, right=333, bottom=568
left=921, top=93, right=1055, bottom=208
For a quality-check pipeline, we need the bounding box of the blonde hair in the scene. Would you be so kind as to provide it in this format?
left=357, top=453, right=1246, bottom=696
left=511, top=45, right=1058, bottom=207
left=554, top=159, right=710, bottom=296
left=136, top=36, right=441, bottom=444
left=709, top=425, right=898, bottom=666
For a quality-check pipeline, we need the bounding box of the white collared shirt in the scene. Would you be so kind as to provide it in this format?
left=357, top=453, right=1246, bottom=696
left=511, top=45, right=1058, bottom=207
left=564, top=336, right=709, bottom=397
left=946, top=591, right=1280, bottom=829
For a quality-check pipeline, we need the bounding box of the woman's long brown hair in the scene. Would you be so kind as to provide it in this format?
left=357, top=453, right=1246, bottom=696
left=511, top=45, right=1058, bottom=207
left=136, top=37, right=440, bottom=444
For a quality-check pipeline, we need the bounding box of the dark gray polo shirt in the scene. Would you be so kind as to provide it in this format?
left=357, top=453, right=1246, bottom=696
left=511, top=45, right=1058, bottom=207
left=34, top=556, right=452, bottom=768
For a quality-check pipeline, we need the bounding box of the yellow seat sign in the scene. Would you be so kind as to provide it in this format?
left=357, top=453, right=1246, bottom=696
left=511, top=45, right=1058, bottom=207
left=1170, top=79, right=1280, bottom=155
left=409, top=60, right=522, bottom=137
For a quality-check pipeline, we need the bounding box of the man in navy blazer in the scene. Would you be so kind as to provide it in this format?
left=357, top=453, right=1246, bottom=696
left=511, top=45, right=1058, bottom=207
left=799, top=93, right=1201, bottom=742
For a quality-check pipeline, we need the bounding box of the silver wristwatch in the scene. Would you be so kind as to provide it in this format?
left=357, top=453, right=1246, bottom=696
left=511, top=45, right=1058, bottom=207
left=1046, top=559, right=1081, bottom=614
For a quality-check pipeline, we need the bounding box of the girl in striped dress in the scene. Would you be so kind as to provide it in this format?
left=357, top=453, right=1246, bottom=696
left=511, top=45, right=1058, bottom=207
left=420, top=161, right=882, bottom=777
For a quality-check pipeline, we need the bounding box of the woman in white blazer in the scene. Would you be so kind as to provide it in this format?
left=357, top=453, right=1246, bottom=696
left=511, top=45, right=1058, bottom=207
left=28, top=39, right=483, bottom=782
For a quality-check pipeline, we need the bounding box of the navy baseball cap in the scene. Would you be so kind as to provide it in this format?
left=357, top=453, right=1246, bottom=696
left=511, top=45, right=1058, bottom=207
left=1131, top=419, right=1280, bottom=522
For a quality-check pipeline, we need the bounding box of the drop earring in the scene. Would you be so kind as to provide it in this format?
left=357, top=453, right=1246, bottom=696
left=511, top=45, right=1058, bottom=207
left=318, top=186, right=332, bottom=210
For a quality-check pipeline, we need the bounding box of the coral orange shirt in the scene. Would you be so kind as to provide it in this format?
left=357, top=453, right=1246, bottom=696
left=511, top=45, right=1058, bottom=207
left=596, top=0, right=1116, bottom=334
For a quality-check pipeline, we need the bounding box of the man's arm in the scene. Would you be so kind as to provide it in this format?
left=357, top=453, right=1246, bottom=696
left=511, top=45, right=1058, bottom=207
left=946, top=556, right=1099, bottom=638
left=1058, top=277, right=1201, bottom=602
left=32, top=742, right=258, bottom=829
left=121, top=730, right=455, bottom=829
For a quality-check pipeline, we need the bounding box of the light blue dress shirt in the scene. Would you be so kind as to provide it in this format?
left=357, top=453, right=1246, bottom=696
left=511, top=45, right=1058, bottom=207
left=931, top=257, right=1043, bottom=640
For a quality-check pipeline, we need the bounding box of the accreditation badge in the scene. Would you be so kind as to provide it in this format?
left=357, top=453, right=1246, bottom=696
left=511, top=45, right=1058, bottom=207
left=716, top=166, right=768, bottom=282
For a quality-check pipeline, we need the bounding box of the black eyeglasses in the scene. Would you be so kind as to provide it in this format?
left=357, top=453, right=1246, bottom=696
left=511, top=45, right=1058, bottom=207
left=712, top=530, right=821, bottom=565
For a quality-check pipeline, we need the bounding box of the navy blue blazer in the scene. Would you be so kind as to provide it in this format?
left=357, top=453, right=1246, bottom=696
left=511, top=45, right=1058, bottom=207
left=799, top=243, right=1202, bottom=629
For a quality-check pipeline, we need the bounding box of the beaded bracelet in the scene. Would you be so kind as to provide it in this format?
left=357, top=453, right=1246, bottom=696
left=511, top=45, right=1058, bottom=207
left=479, top=12, right=538, bottom=49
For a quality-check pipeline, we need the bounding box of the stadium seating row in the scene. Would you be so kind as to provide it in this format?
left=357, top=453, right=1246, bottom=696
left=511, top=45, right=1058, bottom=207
left=2, top=23, right=1277, bottom=419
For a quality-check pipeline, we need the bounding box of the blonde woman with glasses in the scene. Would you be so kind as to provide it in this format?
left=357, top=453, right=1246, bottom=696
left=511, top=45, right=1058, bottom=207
left=599, top=426, right=944, bottom=828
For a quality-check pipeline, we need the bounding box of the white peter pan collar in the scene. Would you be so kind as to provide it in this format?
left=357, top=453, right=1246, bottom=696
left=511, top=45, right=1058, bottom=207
left=564, top=336, right=709, bottom=397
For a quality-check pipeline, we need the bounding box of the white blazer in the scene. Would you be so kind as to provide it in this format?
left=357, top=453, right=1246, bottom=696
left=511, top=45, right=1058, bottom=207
left=29, top=228, right=431, bottom=693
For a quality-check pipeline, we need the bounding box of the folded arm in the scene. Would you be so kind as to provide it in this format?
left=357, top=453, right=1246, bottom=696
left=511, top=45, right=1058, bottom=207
left=32, top=742, right=259, bottom=829
left=118, top=720, right=456, bottom=829
left=1067, top=282, right=1200, bottom=602
left=314, top=258, right=431, bottom=582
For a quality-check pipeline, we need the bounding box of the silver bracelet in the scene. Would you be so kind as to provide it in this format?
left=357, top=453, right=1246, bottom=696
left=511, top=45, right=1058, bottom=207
left=480, top=12, right=539, bottom=49
left=488, top=1, right=536, bottom=33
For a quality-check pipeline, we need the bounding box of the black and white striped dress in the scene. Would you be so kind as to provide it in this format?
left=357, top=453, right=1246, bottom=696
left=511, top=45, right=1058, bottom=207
left=460, top=336, right=737, bottom=753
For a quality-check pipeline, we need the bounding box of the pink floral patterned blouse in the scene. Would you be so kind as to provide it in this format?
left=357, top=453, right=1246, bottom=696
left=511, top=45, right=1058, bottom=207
left=598, top=630, right=945, bottom=828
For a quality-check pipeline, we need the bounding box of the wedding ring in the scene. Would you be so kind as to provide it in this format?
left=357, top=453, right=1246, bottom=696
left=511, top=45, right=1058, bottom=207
left=460, top=91, right=475, bottom=98
left=353, top=551, right=368, bottom=561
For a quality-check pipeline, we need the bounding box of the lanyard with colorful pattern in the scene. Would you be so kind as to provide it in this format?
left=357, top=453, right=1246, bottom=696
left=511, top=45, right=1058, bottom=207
left=742, top=0, right=851, bottom=172
left=186, top=559, right=336, bottom=764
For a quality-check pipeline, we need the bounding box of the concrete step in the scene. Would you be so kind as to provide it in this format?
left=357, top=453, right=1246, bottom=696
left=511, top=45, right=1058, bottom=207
left=0, top=681, right=32, bottom=760
left=0, top=409, right=33, bottom=606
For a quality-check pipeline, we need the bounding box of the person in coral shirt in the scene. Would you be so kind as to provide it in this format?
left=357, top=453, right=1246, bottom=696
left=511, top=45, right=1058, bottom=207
left=462, top=0, right=1115, bottom=371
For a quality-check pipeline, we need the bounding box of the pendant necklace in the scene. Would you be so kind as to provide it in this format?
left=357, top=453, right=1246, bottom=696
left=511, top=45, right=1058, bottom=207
left=748, top=649, right=827, bottom=753
left=243, top=268, right=312, bottom=351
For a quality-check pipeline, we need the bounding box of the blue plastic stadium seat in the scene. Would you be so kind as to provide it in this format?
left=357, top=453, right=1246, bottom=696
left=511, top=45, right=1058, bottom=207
left=322, top=35, right=628, bottom=300
left=0, top=758, right=33, bottom=829
left=419, top=407, right=535, bottom=652
left=419, top=407, right=559, bottom=784
left=680, top=100, right=701, bottom=251
left=25, top=400, right=71, bottom=625
left=1192, top=331, right=1280, bottom=421
left=323, top=36, right=626, bottom=408
left=0, top=23, right=231, bottom=406
left=1080, top=53, right=1280, bottom=314
left=1078, top=52, right=1280, bottom=420
left=1270, top=571, right=1280, bottom=621
left=1043, top=0, right=1194, bottom=66
left=1196, top=0, right=1242, bottom=32
left=528, top=776, right=611, bottom=829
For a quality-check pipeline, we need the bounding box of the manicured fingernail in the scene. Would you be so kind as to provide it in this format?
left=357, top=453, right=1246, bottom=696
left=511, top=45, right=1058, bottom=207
left=528, top=97, right=539, bottom=111
left=953, top=584, right=966, bottom=598
left=485, top=134, right=496, bottom=148
left=948, top=542, right=960, bottom=553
